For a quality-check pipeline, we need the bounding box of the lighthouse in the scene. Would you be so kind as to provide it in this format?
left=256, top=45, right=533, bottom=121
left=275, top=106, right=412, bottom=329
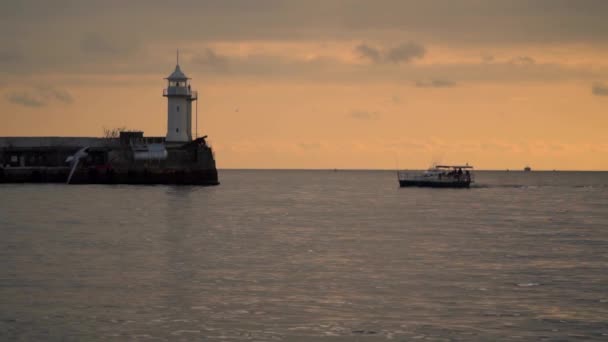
left=163, top=58, right=198, bottom=142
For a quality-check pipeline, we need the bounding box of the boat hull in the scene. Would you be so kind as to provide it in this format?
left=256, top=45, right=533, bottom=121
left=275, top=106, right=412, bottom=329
left=399, top=179, right=470, bottom=188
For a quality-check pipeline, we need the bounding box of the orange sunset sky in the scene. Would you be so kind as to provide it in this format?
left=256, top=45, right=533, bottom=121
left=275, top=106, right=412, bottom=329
left=1, top=1, right=607, bottom=170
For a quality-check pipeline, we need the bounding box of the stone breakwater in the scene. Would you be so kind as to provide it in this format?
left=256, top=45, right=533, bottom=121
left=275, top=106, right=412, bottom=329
left=0, top=134, right=219, bottom=185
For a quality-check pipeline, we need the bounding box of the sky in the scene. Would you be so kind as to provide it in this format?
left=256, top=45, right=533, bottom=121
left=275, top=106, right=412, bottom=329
left=1, top=0, right=608, bottom=170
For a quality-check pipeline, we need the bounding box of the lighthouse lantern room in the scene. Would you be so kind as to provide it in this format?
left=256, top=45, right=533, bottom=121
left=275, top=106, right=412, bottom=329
left=163, top=56, right=198, bottom=143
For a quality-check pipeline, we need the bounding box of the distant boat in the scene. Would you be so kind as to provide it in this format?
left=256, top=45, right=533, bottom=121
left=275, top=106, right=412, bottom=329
left=524, top=166, right=532, bottom=172
left=398, top=164, right=474, bottom=188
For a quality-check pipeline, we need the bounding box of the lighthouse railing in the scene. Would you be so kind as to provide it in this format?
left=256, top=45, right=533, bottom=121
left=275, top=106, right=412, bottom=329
left=163, top=87, right=196, bottom=97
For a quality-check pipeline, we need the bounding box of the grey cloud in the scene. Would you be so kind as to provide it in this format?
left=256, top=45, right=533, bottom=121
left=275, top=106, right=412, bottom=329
left=191, top=48, right=230, bottom=70
left=0, top=46, right=25, bottom=72
left=0, top=28, right=142, bottom=77
left=98, top=55, right=608, bottom=85
left=385, top=42, right=425, bottom=63
left=80, top=33, right=120, bottom=55
left=481, top=55, right=494, bottom=63
left=7, top=93, right=45, bottom=107
left=509, top=56, right=536, bottom=65
left=37, top=86, right=73, bottom=103
left=2, top=1, right=608, bottom=45
left=401, top=61, right=602, bottom=85
left=0, top=50, right=22, bottom=63
left=80, top=32, right=138, bottom=57
left=355, top=42, right=425, bottom=64
left=0, top=28, right=606, bottom=86
left=349, top=110, right=380, bottom=120
left=415, top=79, right=456, bottom=88
left=592, top=82, right=608, bottom=96
left=355, top=44, right=381, bottom=63
left=52, top=89, right=73, bottom=103
left=2, top=1, right=608, bottom=81
left=188, top=50, right=343, bottom=79
left=338, top=1, right=608, bottom=44
left=187, top=54, right=603, bottom=85
left=6, top=86, right=73, bottom=107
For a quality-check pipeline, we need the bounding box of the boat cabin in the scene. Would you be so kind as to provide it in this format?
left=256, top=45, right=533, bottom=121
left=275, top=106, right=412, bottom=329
left=398, top=164, right=474, bottom=188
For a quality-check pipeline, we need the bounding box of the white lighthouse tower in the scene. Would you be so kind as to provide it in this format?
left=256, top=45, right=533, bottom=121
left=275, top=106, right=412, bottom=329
left=163, top=55, right=197, bottom=143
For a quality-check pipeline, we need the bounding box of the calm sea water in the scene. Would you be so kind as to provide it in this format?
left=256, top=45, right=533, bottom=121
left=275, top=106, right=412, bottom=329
left=1, top=170, right=607, bottom=341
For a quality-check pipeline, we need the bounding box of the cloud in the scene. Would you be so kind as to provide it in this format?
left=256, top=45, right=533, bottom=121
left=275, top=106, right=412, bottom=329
left=38, top=86, right=73, bottom=103
left=175, top=49, right=353, bottom=80
left=0, top=36, right=605, bottom=86
left=355, top=42, right=425, bottom=64
left=481, top=54, right=494, bottom=63
left=191, top=48, right=230, bottom=70
left=3, top=1, right=608, bottom=51
left=592, top=82, right=608, bottom=96
left=0, top=50, right=22, bottom=63
left=338, top=1, right=608, bottom=45
left=509, top=56, right=536, bottom=65
left=299, top=142, right=321, bottom=150
left=0, top=46, right=24, bottom=72
left=80, top=33, right=119, bottom=55
left=354, top=44, right=381, bottom=63
left=5, top=86, right=73, bottom=107
left=79, top=32, right=138, bottom=57
left=7, top=93, right=45, bottom=107
left=385, top=42, right=426, bottom=63
left=177, top=46, right=593, bottom=87
left=415, top=79, right=456, bottom=88
left=349, top=110, right=380, bottom=120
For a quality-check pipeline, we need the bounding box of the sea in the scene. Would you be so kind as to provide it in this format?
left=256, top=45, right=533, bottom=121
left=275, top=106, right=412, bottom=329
left=1, top=170, right=607, bottom=341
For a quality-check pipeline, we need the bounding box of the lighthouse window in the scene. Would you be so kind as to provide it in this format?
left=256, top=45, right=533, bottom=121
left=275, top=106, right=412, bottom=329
left=176, top=105, right=180, bottom=112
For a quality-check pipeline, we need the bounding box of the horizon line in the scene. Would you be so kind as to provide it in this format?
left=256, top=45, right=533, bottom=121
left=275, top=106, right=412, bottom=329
left=218, top=168, right=608, bottom=172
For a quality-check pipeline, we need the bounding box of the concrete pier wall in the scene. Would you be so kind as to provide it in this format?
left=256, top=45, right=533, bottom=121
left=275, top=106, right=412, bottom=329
left=0, top=136, right=219, bottom=185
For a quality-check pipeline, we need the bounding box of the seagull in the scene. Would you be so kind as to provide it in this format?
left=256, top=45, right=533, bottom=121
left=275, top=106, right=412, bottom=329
left=65, top=146, right=89, bottom=184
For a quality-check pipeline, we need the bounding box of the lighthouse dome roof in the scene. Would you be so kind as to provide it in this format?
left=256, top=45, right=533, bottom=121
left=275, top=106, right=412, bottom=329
left=167, top=64, right=189, bottom=80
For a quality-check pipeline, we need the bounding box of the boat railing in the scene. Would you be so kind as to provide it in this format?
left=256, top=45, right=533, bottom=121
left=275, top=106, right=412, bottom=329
left=398, top=170, right=474, bottom=182
left=398, top=171, right=435, bottom=181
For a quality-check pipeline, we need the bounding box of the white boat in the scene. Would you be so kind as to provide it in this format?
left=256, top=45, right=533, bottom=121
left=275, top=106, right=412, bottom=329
left=398, top=165, right=474, bottom=188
